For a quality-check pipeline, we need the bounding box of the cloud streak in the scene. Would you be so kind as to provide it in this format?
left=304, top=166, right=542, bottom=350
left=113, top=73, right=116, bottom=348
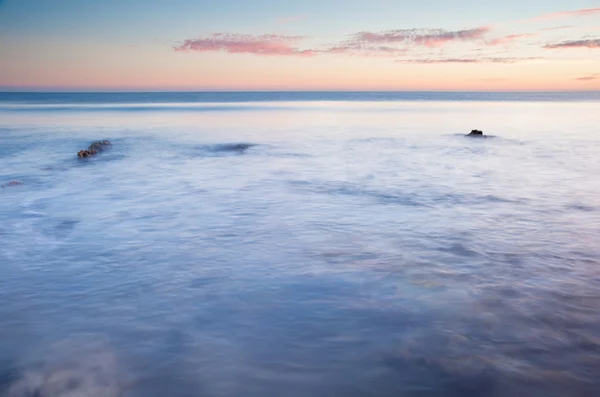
left=536, top=7, right=600, bottom=21
left=174, top=33, right=315, bottom=56
left=318, top=26, right=490, bottom=56
left=544, top=39, right=600, bottom=49
left=349, top=27, right=490, bottom=48
left=539, top=26, right=574, bottom=31
left=487, top=33, right=536, bottom=46
left=397, top=58, right=479, bottom=64
left=322, top=43, right=407, bottom=56
left=395, top=57, right=540, bottom=64
left=575, top=76, right=596, bottom=81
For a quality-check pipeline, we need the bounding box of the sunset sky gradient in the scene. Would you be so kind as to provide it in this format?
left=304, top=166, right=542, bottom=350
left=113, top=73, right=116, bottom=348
left=1, top=0, right=599, bottom=91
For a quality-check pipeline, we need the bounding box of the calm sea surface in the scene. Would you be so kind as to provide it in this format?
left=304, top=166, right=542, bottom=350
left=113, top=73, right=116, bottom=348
left=1, top=92, right=600, bottom=397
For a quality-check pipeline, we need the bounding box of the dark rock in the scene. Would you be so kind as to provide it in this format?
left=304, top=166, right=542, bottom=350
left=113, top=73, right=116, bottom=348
left=88, top=140, right=112, bottom=152
left=77, top=149, right=97, bottom=158
left=467, top=129, right=485, bottom=137
left=1, top=181, right=22, bottom=188
left=77, top=140, right=111, bottom=158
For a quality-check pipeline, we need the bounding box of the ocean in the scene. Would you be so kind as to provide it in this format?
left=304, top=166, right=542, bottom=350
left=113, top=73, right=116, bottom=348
left=1, top=92, right=600, bottom=397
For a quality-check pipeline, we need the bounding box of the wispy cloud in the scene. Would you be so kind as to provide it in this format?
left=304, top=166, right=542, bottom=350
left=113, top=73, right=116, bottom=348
left=397, top=58, right=480, bottom=64
left=318, top=27, right=490, bottom=56
left=544, top=39, right=600, bottom=49
left=395, top=57, right=540, bottom=64
left=536, top=7, right=600, bottom=21
left=575, top=76, right=596, bottom=81
left=322, top=43, right=407, bottom=56
left=510, top=8, right=600, bottom=27
left=487, top=33, right=536, bottom=46
left=174, top=33, right=315, bottom=56
left=174, top=28, right=490, bottom=59
left=539, top=26, right=574, bottom=31
left=347, top=27, right=490, bottom=48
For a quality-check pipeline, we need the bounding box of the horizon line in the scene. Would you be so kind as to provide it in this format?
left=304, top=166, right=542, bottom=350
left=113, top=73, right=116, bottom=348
left=2, top=90, right=600, bottom=94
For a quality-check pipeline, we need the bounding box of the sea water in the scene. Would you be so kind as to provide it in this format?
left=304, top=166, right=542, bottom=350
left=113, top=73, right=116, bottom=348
left=1, top=92, right=600, bottom=396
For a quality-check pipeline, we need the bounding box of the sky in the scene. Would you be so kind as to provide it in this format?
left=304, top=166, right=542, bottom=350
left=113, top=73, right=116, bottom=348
left=0, top=0, right=599, bottom=91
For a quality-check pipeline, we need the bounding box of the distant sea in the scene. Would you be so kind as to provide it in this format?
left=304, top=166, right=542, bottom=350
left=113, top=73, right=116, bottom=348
left=2, top=91, right=600, bottom=106
left=1, top=91, right=600, bottom=397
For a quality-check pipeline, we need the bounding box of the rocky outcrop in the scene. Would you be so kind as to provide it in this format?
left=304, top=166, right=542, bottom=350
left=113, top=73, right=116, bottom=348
left=467, top=129, right=485, bottom=137
left=77, top=140, right=112, bottom=158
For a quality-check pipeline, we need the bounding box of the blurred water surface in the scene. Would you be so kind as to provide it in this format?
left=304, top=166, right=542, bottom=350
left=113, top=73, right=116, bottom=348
left=1, top=93, right=600, bottom=396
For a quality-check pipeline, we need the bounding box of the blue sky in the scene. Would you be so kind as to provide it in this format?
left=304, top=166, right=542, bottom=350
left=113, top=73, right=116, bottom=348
left=1, top=0, right=599, bottom=91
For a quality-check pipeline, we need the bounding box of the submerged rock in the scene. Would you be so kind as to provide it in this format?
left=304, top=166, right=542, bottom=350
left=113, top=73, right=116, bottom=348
left=1, top=181, right=22, bottom=188
left=77, top=140, right=111, bottom=158
left=211, top=143, right=256, bottom=152
left=467, top=129, right=485, bottom=137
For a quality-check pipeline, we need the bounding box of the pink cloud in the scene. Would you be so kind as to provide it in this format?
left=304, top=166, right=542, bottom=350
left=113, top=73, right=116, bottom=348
left=350, top=27, right=490, bottom=48
left=575, top=76, right=596, bottom=81
left=174, top=26, right=490, bottom=59
left=544, top=39, right=600, bottom=49
left=487, top=33, right=536, bottom=46
left=397, top=58, right=480, bottom=64
left=509, top=8, right=600, bottom=27
left=174, top=33, right=315, bottom=57
left=536, top=7, right=600, bottom=21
